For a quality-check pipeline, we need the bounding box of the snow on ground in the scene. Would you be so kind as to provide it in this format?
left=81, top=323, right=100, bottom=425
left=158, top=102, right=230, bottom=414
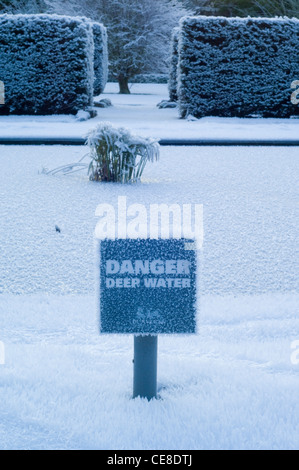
left=0, top=144, right=298, bottom=449
left=0, top=83, right=298, bottom=141
left=0, top=293, right=298, bottom=450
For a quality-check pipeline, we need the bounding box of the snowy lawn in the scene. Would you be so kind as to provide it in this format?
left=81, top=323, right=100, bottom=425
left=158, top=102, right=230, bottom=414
left=0, top=83, right=298, bottom=142
left=0, top=144, right=298, bottom=450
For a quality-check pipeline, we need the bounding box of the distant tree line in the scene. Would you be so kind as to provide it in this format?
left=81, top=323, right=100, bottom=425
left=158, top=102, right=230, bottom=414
left=181, top=0, right=299, bottom=17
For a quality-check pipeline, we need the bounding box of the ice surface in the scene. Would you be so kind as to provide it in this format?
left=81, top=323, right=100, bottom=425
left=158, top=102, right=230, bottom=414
left=0, top=143, right=298, bottom=449
left=0, top=145, right=297, bottom=296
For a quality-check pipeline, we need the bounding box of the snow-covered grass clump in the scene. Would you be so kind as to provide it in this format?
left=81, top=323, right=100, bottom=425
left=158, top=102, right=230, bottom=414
left=0, top=14, right=94, bottom=115
left=178, top=16, right=299, bottom=119
left=86, top=122, right=160, bottom=183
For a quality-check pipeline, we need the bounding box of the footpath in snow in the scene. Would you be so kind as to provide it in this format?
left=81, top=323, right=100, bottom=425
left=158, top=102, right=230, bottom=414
left=0, top=83, right=298, bottom=142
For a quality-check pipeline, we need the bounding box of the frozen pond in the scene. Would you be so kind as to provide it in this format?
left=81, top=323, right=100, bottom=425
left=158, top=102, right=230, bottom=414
left=0, top=145, right=298, bottom=296
left=0, top=144, right=298, bottom=450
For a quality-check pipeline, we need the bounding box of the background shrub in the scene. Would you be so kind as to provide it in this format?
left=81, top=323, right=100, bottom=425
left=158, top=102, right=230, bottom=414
left=168, top=27, right=179, bottom=102
left=93, top=22, right=108, bottom=96
left=178, top=16, right=299, bottom=118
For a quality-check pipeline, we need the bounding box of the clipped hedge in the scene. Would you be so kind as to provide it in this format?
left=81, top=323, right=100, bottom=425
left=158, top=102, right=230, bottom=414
left=168, top=27, right=179, bottom=102
left=0, top=14, right=94, bottom=115
left=93, top=22, right=108, bottom=96
left=178, top=16, right=299, bottom=118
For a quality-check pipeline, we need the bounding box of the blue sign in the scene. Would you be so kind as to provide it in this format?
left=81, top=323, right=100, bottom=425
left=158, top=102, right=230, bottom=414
left=99, top=238, right=197, bottom=334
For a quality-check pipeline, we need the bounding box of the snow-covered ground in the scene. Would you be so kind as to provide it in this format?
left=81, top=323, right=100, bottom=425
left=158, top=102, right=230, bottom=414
left=0, top=144, right=298, bottom=449
left=0, top=83, right=298, bottom=141
left=0, top=293, right=298, bottom=450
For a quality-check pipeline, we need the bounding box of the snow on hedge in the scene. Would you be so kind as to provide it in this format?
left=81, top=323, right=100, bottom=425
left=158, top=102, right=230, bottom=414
left=178, top=16, right=299, bottom=118
left=0, top=14, right=94, bottom=115
left=168, top=27, right=179, bottom=102
left=93, top=22, right=108, bottom=96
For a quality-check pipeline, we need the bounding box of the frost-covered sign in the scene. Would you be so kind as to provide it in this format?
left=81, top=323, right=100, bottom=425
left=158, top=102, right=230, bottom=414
left=99, top=238, right=197, bottom=334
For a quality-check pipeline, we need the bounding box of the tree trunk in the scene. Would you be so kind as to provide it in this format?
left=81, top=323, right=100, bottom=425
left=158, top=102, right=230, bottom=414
left=118, top=76, right=130, bottom=94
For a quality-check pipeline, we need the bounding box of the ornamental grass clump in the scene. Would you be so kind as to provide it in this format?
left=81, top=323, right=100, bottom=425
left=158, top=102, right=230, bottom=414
left=86, top=123, right=160, bottom=183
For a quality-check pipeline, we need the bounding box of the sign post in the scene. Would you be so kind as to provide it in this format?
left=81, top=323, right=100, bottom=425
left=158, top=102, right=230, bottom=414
left=133, top=335, right=158, bottom=400
left=99, top=238, right=197, bottom=400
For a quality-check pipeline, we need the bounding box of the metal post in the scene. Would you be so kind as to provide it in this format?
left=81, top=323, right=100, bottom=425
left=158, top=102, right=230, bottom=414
left=133, top=335, right=158, bottom=400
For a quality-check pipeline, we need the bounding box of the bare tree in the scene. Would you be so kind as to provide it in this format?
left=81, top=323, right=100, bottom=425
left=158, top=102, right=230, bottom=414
left=45, top=0, right=187, bottom=94
left=191, top=0, right=299, bottom=17
left=177, top=0, right=218, bottom=15
left=0, top=0, right=47, bottom=12
left=251, top=0, right=299, bottom=17
left=180, top=0, right=298, bottom=17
